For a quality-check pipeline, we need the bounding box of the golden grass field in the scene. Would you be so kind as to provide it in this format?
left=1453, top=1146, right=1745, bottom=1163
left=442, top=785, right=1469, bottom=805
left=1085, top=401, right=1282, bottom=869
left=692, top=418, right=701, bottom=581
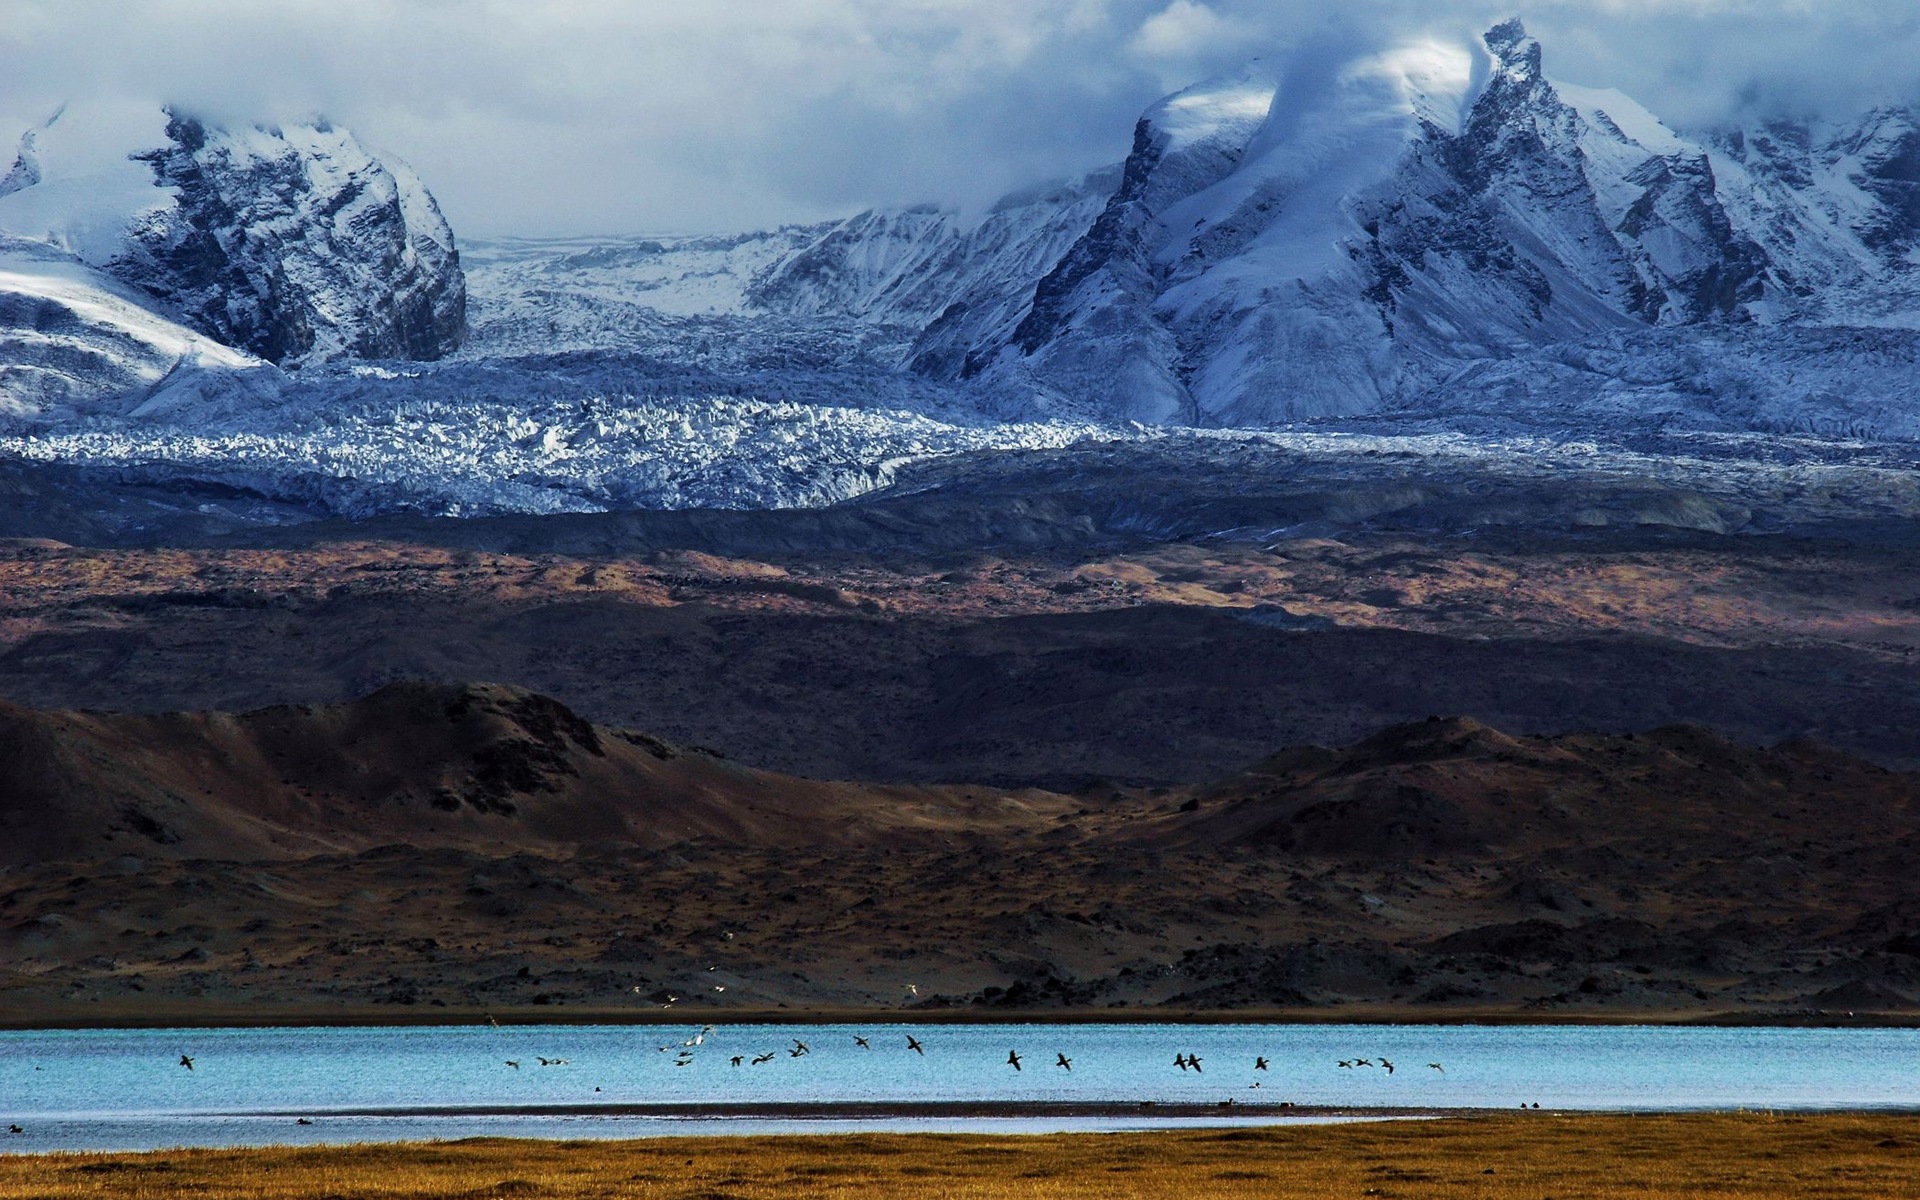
left=4, top=1114, right=1918, bottom=1199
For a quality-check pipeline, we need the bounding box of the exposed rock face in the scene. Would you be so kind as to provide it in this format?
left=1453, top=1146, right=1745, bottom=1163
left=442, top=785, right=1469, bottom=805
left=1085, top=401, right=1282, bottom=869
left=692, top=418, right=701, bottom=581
left=0, top=104, right=466, bottom=367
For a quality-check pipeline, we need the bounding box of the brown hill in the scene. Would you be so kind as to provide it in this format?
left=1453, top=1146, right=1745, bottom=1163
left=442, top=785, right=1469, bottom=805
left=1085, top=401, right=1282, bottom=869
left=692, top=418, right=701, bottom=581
left=0, top=682, right=1071, bottom=866
left=1165, top=715, right=1916, bottom=860
left=3, top=688, right=1918, bottom=1022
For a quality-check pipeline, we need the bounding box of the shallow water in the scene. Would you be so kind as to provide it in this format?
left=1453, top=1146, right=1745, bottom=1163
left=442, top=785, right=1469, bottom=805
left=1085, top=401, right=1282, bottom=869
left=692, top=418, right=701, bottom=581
left=3, top=1023, right=1916, bottom=1151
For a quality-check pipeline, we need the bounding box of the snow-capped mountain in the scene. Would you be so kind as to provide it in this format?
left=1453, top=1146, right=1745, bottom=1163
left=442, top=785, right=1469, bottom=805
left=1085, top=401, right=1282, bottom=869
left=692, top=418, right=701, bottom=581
left=458, top=19, right=1920, bottom=438
left=0, top=102, right=466, bottom=368
left=952, top=22, right=1723, bottom=421
left=6, top=20, right=1920, bottom=528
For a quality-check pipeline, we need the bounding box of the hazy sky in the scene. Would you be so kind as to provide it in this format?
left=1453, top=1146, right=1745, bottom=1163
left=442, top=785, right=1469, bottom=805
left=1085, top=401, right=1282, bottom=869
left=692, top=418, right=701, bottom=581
left=4, top=1, right=1919, bottom=237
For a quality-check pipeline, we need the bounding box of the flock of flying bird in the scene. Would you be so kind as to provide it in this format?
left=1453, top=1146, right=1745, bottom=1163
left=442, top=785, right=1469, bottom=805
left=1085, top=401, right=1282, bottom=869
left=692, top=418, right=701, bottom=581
left=120, top=1038, right=1451, bottom=1088
left=489, top=1029, right=1448, bottom=1090
left=158, top=1038, right=1447, bottom=1083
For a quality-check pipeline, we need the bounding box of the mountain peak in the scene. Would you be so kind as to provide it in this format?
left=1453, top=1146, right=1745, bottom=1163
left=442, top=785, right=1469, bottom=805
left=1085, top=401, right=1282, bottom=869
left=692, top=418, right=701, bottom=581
left=1484, top=18, right=1542, bottom=79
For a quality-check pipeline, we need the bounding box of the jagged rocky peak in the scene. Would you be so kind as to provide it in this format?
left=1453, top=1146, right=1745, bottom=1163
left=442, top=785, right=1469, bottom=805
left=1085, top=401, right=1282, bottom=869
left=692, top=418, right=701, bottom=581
left=962, top=18, right=1799, bottom=425
left=0, top=101, right=466, bottom=366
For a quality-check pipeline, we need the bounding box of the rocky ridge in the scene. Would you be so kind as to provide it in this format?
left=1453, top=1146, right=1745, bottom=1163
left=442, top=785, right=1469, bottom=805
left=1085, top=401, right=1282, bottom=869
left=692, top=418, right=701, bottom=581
left=0, top=102, right=466, bottom=370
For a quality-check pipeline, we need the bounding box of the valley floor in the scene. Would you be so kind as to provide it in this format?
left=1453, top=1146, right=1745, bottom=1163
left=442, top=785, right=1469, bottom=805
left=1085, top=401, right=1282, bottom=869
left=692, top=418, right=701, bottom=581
left=3, top=1114, right=1917, bottom=1198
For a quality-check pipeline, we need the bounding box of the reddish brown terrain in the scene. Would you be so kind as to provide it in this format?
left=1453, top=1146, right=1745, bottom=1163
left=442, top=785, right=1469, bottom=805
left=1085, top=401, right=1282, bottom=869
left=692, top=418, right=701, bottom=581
left=3, top=682, right=1916, bottom=1025
left=5, top=446, right=1920, bottom=1025
left=2, top=532, right=1918, bottom=789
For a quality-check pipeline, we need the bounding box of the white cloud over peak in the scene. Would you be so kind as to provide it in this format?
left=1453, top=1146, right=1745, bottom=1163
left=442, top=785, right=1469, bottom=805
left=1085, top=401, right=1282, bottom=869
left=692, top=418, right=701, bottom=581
left=1, top=2, right=1918, bottom=237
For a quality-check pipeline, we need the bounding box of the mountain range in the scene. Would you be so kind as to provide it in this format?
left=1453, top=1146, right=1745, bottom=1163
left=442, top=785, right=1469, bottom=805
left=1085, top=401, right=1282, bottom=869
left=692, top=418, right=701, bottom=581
left=465, top=19, right=1920, bottom=433
left=4, top=19, right=1920, bottom=522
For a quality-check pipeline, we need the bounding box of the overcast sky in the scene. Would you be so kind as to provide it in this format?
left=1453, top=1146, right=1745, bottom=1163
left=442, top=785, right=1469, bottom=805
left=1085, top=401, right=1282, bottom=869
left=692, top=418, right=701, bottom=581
left=4, top=1, right=1919, bottom=237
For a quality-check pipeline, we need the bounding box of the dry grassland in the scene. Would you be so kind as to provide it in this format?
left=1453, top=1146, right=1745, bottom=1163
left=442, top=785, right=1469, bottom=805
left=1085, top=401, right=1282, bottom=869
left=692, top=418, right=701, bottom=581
left=4, top=1113, right=1918, bottom=1199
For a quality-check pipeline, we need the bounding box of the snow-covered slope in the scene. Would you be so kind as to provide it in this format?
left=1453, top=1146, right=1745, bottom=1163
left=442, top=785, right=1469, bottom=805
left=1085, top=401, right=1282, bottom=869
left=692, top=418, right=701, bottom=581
left=462, top=169, right=1115, bottom=379
left=0, top=233, right=272, bottom=415
left=0, top=102, right=466, bottom=366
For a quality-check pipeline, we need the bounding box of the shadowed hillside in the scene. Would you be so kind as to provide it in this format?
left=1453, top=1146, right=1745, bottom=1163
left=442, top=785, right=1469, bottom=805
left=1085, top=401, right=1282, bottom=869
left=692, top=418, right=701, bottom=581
left=3, top=687, right=1917, bottom=1023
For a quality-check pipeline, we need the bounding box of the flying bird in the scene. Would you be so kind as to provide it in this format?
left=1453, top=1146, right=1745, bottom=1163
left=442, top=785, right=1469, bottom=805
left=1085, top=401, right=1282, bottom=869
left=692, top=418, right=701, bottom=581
left=1380, top=1058, right=1395, bottom=1075
left=1428, top=1063, right=1444, bottom=1072
left=1254, top=1057, right=1269, bottom=1071
left=853, top=1036, right=871, bottom=1049
left=1175, top=1054, right=1190, bottom=1071
left=792, top=1039, right=810, bottom=1055
left=1338, top=1060, right=1353, bottom=1069
left=1187, top=1055, right=1203, bottom=1073
left=906, top=1035, right=925, bottom=1055
left=1007, top=1050, right=1023, bottom=1071
left=178, top=1055, right=195, bottom=1071
left=752, top=1052, right=775, bottom=1065
left=731, top=1056, right=744, bottom=1067
left=1056, top=1053, right=1072, bottom=1071
left=1355, top=1058, right=1372, bottom=1068
left=505, top=1060, right=520, bottom=1069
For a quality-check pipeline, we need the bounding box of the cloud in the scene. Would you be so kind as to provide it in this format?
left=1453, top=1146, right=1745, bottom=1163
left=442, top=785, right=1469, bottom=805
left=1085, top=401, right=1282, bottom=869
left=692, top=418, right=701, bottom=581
left=2, top=2, right=1919, bottom=237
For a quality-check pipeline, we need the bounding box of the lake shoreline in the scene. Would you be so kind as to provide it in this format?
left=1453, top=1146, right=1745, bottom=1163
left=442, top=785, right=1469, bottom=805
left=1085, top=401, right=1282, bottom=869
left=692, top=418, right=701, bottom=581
left=4, top=1004, right=1917, bottom=1031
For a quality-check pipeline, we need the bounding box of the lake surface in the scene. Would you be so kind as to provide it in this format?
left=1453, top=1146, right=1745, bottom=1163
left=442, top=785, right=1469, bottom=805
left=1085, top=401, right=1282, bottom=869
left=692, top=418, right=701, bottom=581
left=3, top=1023, right=1917, bottom=1152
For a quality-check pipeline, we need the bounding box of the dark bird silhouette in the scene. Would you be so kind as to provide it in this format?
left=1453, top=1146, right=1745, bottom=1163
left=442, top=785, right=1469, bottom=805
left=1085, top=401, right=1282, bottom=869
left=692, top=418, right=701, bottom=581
left=1254, top=1057, right=1269, bottom=1071
left=853, top=1036, right=871, bottom=1049
left=752, top=1052, right=775, bottom=1065
left=178, top=1055, right=194, bottom=1071
left=295, top=1118, right=312, bottom=1126
left=906, top=1035, right=925, bottom=1055
left=1380, top=1058, right=1395, bottom=1075
left=1338, top=1060, right=1353, bottom=1069
left=1355, top=1058, right=1372, bottom=1067
left=1056, top=1053, right=1072, bottom=1071
left=1428, top=1063, right=1444, bottom=1072
left=788, top=1047, right=806, bottom=1058
left=1175, top=1053, right=1190, bottom=1071
left=1007, top=1050, right=1023, bottom=1071
left=505, top=1060, right=521, bottom=1069
left=7, top=1125, right=20, bottom=1134
left=731, top=1055, right=744, bottom=1067
left=1188, top=1055, right=1202, bottom=1073
left=792, top=1039, right=810, bottom=1055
